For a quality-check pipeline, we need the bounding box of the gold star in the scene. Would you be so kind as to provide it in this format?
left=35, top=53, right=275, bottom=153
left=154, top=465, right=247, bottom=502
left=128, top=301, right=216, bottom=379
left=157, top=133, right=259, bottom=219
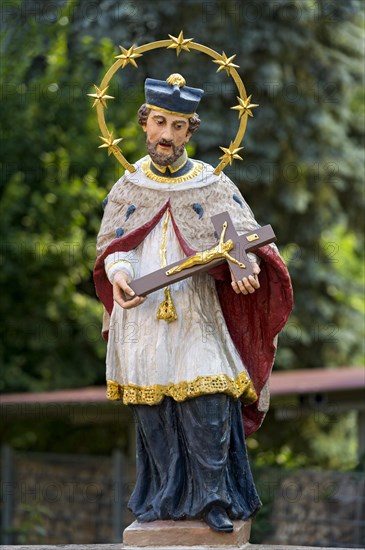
left=87, top=85, right=114, bottom=108
left=212, top=52, right=239, bottom=76
left=219, top=142, right=244, bottom=166
left=231, top=95, right=259, bottom=118
left=98, top=134, right=123, bottom=156
left=167, top=31, right=194, bottom=56
left=115, top=45, right=142, bottom=68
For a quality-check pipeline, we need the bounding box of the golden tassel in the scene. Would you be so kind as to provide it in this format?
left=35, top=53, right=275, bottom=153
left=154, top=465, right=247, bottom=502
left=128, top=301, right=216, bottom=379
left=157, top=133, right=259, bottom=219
left=156, top=287, right=178, bottom=323
left=157, top=209, right=178, bottom=322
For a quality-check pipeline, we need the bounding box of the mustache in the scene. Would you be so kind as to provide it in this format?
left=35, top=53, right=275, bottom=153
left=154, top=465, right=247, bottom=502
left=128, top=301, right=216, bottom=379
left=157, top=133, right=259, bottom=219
left=146, top=137, right=185, bottom=166
left=158, top=139, right=174, bottom=146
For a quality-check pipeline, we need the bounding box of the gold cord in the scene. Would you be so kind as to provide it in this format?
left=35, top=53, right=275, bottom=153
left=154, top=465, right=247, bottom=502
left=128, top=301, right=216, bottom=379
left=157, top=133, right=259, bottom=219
left=157, top=210, right=178, bottom=322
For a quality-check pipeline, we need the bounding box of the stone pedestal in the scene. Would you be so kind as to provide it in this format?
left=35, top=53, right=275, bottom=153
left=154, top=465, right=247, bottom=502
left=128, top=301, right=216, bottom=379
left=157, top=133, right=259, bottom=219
left=123, top=519, right=251, bottom=547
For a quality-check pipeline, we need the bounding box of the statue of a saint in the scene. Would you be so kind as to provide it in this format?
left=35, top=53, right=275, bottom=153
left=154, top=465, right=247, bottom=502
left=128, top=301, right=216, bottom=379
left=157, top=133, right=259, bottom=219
left=94, top=73, right=293, bottom=532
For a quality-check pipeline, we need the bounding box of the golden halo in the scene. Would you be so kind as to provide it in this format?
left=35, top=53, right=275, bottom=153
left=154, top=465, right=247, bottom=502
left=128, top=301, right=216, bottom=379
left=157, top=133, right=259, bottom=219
left=89, top=32, right=258, bottom=175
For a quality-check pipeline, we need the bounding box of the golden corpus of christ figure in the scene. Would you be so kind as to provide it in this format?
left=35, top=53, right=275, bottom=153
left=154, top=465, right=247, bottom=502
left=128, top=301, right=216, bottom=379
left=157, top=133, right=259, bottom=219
left=166, top=221, right=246, bottom=276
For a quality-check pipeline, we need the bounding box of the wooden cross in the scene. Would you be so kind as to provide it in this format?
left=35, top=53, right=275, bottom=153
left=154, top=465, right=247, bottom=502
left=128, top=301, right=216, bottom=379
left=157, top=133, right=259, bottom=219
left=129, top=211, right=276, bottom=297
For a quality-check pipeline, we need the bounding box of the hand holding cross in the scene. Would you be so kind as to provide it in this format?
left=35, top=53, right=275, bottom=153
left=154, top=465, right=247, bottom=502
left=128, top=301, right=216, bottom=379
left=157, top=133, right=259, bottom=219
left=128, top=211, right=276, bottom=297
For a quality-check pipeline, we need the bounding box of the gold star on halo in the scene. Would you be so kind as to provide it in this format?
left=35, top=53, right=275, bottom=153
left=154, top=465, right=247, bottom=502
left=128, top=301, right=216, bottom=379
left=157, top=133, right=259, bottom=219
left=219, top=142, right=244, bottom=166
left=115, top=45, right=142, bottom=68
left=98, top=134, right=123, bottom=156
left=167, top=31, right=194, bottom=56
left=231, top=95, right=259, bottom=118
left=87, top=85, right=115, bottom=108
left=213, top=52, right=239, bottom=77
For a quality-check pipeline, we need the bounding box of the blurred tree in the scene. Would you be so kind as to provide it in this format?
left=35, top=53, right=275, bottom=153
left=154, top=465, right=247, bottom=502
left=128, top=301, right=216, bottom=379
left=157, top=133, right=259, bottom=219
left=0, top=0, right=144, bottom=391
left=0, top=0, right=364, bottom=392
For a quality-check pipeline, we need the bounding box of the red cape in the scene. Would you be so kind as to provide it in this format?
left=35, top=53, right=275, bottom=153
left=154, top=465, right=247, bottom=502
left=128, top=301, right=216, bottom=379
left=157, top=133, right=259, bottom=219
left=94, top=200, right=293, bottom=435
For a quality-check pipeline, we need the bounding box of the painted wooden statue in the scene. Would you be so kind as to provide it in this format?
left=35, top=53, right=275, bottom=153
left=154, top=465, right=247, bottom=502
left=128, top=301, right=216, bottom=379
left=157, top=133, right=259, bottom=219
left=93, top=68, right=293, bottom=532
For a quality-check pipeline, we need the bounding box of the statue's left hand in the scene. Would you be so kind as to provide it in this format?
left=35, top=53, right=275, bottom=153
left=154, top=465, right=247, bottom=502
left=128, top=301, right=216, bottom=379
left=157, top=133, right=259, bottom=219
left=230, top=262, right=260, bottom=295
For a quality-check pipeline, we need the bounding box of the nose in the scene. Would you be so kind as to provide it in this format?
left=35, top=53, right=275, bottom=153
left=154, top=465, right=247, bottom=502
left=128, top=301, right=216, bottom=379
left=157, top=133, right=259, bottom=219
left=161, top=124, right=173, bottom=141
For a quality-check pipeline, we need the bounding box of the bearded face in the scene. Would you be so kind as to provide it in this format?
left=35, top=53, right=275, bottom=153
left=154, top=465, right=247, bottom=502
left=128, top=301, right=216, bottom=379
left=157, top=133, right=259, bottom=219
left=146, top=138, right=186, bottom=166
left=142, top=110, right=191, bottom=167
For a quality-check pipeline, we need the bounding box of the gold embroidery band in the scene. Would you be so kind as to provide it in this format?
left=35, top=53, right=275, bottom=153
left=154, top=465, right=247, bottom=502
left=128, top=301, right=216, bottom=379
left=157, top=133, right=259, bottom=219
left=145, top=104, right=194, bottom=118
left=141, top=159, right=203, bottom=184
left=106, top=372, right=258, bottom=406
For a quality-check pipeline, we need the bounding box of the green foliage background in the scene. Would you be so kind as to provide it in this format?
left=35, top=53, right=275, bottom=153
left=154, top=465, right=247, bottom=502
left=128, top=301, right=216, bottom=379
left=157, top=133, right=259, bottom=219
left=1, top=4, right=364, bottom=544
left=1, top=0, right=364, bottom=391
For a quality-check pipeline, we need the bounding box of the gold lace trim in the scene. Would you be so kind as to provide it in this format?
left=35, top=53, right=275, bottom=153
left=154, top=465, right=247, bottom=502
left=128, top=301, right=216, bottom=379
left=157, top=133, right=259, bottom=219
left=141, top=159, right=203, bottom=184
left=106, top=372, right=258, bottom=406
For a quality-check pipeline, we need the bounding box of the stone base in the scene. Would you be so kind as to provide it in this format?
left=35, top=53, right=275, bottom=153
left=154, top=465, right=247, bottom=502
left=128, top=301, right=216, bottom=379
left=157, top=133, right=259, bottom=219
left=0, top=544, right=356, bottom=550
left=123, top=519, right=251, bottom=547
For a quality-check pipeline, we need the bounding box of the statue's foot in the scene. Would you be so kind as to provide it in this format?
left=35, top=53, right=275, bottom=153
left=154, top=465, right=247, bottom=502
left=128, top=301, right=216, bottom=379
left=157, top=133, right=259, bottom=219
left=203, top=505, right=233, bottom=532
left=137, top=510, right=158, bottom=522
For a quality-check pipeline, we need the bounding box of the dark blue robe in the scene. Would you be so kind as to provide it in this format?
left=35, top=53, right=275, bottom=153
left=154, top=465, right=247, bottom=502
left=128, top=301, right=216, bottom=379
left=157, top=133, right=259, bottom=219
left=128, top=394, right=261, bottom=521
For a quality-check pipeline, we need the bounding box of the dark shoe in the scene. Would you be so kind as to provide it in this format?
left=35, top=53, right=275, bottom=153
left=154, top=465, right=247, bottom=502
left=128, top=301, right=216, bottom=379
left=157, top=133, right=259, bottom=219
left=137, top=510, right=158, bottom=522
left=203, top=505, right=233, bottom=532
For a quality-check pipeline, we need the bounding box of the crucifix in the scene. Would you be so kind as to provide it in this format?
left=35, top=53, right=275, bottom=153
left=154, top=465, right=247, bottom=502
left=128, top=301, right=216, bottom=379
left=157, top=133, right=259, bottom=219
left=129, top=211, right=276, bottom=297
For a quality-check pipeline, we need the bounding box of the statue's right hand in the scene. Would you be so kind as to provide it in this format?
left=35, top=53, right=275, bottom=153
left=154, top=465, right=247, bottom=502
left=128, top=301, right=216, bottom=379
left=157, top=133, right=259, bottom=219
left=112, top=271, right=147, bottom=309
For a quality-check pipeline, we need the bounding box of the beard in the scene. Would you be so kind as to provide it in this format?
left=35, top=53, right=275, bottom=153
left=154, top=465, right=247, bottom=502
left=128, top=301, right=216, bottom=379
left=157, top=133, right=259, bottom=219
left=146, top=138, right=185, bottom=167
